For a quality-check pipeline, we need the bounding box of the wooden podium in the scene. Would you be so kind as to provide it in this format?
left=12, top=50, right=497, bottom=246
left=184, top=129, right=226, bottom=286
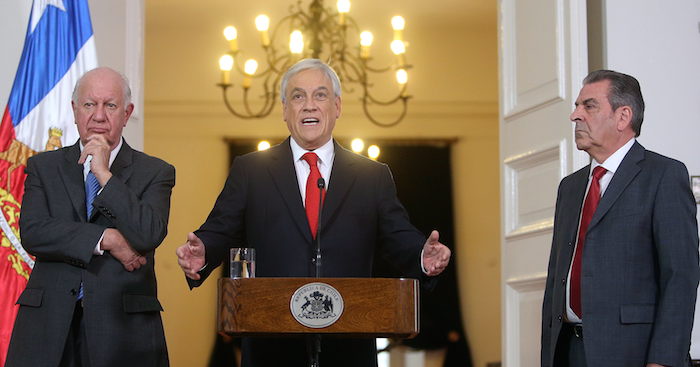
left=217, top=277, right=419, bottom=338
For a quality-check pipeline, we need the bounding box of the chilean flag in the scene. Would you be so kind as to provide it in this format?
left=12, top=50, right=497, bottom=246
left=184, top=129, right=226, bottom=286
left=0, top=0, right=97, bottom=364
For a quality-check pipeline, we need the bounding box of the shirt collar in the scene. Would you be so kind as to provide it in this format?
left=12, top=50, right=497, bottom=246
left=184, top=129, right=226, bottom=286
left=591, top=138, right=635, bottom=175
left=290, top=137, right=334, bottom=165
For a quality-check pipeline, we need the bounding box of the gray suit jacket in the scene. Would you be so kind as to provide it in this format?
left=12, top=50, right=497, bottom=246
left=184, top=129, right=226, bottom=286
left=6, top=140, right=175, bottom=367
left=541, top=141, right=699, bottom=366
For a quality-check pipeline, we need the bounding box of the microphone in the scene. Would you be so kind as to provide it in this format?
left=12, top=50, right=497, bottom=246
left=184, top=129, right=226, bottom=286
left=315, top=178, right=325, bottom=278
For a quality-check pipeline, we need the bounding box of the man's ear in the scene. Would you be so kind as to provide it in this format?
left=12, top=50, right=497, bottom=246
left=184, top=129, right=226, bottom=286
left=616, top=105, right=633, bottom=132
left=124, top=103, right=134, bottom=126
left=282, top=101, right=288, bottom=122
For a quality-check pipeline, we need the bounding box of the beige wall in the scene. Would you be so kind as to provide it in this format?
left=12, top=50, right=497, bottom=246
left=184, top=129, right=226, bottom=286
left=145, top=4, right=500, bottom=367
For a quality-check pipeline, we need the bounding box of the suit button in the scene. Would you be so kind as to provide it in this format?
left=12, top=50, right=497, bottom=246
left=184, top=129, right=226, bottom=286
left=70, top=289, right=77, bottom=296
left=568, top=241, right=572, bottom=247
left=561, top=278, right=566, bottom=285
left=557, top=315, right=563, bottom=322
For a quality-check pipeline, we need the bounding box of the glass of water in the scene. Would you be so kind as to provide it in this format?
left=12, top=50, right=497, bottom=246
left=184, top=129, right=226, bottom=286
left=230, top=248, right=255, bottom=278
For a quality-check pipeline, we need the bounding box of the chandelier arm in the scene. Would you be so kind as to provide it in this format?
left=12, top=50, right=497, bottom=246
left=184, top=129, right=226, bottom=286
left=338, top=54, right=365, bottom=83
left=239, top=88, right=274, bottom=118
left=359, top=57, right=395, bottom=74
left=220, top=85, right=266, bottom=119
left=363, top=89, right=408, bottom=106
left=362, top=95, right=410, bottom=127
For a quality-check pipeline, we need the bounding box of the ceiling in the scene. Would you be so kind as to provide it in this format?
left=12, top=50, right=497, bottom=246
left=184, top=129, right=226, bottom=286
left=146, top=0, right=496, bottom=31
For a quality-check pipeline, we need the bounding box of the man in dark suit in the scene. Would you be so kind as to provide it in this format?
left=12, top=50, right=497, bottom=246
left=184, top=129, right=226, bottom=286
left=176, top=58, right=452, bottom=367
left=541, top=70, right=699, bottom=367
left=6, top=67, right=175, bottom=367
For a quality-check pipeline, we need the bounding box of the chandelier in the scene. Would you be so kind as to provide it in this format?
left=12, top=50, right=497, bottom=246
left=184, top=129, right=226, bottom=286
left=216, top=0, right=412, bottom=127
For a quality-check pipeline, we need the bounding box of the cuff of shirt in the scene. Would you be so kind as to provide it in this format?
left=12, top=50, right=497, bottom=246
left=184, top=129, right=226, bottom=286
left=93, top=230, right=106, bottom=255
left=420, top=249, right=428, bottom=275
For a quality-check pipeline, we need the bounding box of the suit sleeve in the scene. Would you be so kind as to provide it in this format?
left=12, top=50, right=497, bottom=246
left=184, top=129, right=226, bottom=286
left=20, top=157, right=110, bottom=265
left=92, top=159, right=175, bottom=253
left=375, top=164, right=428, bottom=282
left=190, top=157, right=249, bottom=286
left=646, top=161, right=700, bottom=365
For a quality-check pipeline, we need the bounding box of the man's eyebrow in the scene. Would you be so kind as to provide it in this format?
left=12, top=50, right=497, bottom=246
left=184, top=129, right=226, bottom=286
left=575, top=97, right=599, bottom=107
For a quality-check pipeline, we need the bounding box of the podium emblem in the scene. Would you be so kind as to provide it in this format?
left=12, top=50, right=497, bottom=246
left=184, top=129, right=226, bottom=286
left=290, top=282, right=344, bottom=328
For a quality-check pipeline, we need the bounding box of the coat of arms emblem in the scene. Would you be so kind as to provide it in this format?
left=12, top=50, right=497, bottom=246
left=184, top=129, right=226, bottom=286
left=290, top=282, right=344, bottom=328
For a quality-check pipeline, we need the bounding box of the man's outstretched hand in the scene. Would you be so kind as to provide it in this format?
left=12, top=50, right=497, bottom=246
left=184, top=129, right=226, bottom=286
left=422, top=230, right=451, bottom=276
left=176, top=232, right=206, bottom=280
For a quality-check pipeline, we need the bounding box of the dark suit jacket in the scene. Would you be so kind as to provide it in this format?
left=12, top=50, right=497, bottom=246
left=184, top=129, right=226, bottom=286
left=192, top=137, right=428, bottom=367
left=541, top=141, right=699, bottom=367
left=6, top=140, right=175, bottom=367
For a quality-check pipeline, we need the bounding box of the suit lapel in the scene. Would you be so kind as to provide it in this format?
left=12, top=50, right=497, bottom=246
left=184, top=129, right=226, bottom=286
left=267, top=138, right=312, bottom=242
left=111, top=140, right=134, bottom=185
left=563, top=168, right=590, bottom=245
left=321, top=141, right=358, bottom=229
left=589, top=141, right=643, bottom=230
left=59, top=139, right=135, bottom=222
left=59, top=142, right=88, bottom=221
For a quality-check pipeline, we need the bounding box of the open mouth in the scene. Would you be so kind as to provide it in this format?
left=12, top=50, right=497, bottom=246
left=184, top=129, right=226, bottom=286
left=302, top=118, right=320, bottom=125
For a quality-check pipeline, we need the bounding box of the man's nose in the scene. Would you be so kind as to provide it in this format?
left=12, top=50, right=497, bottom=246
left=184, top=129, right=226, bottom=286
left=569, top=106, right=581, bottom=122
left=302, top=98, right=318, bottom=111
left=93, top=104, right=106, bottom=121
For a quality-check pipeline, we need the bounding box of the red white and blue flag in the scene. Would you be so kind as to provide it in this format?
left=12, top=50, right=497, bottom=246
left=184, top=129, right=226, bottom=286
left=0, top=0, right=97, bottom=363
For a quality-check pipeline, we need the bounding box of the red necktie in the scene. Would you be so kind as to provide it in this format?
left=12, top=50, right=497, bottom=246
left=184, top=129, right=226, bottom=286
left=570, top=166, right=607, bottom=318
left=302, top=152, right=325, bottom=239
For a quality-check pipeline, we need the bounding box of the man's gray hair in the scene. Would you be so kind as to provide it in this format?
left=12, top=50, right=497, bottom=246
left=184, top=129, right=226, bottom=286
left=280, top=59, right=341, bottom=103
left=583, top=69, right=645, bottom=137
left=72, top=67, right=132, bottom=106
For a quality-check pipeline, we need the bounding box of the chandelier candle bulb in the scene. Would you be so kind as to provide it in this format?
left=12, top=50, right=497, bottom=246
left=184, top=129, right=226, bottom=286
left=359, top=31, right=373, bottom=59
left=223, top=26, right=239, bottom=52
left=290, top=30, right=304, bottom=54
left=255, top=15, right=271, bottom=46
left=396, top=69, right=408, bottom=97
left=390, top=39, right=406, bottom=66
left=243, top=59, right=258, bottom=88
left=337, top=0, right=350, bottom=25
left=391, top=16, right=405, bottom=41
left=218, top=54, right=234, bottom=85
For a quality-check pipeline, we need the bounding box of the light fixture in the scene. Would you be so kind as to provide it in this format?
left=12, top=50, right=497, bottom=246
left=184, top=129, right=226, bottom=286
left=216, top=0, right=412, bottom=127
left=257, top=140, right=271, bottom=151
left=351, top=138, right=365, bottom=153
left=367, top=144, right=380, bottom=160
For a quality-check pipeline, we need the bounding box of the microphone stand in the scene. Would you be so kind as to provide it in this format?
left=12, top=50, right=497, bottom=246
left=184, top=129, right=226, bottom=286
left=315, top=177, right=324, bottom=278
left=309, top=177, right=325, bottom=367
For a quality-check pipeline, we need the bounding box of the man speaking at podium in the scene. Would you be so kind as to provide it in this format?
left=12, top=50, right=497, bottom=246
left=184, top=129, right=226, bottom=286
left=176, top=58, right=451, bottom=367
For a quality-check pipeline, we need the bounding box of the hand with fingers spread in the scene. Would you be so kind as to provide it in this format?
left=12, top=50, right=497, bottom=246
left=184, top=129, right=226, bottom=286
left=422, top=230, right=451, bottom=276
left=101, top=228, right=147, bottom=271
left=176, top=232, right=206, bottom=280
